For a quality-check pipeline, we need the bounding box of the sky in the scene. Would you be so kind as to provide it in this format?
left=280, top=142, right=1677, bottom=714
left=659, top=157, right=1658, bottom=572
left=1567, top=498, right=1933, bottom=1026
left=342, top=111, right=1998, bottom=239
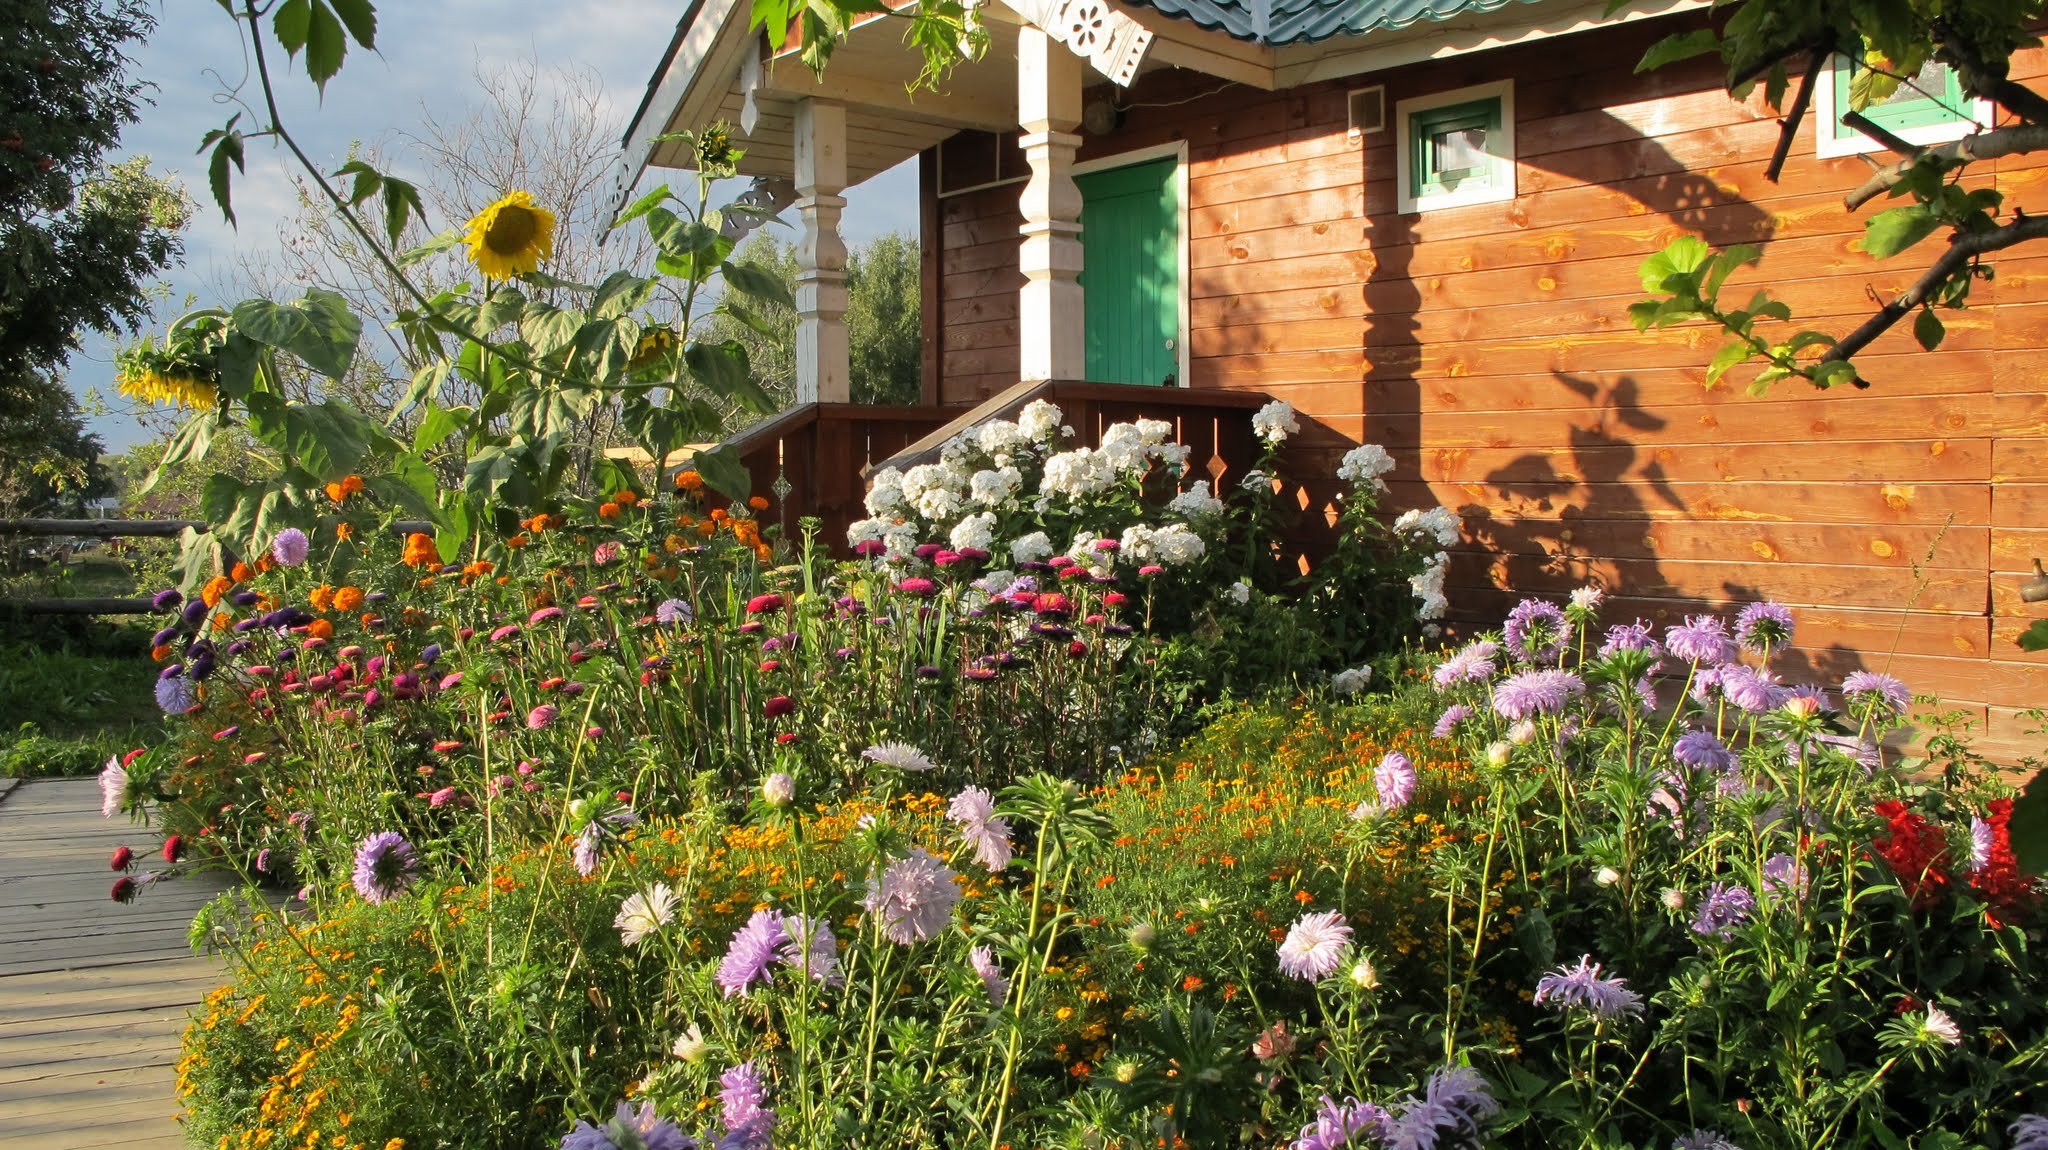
left=77, top=0, right=922, bottom=452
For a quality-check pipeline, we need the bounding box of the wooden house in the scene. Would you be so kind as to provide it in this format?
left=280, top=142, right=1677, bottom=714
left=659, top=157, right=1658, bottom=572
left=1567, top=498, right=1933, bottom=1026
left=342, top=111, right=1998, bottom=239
left=614, top=0, right=2048, bottom=756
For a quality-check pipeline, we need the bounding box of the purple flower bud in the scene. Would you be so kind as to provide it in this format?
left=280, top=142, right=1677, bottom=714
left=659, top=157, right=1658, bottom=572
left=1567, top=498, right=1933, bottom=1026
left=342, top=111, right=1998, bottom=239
left=181, top=599, right=210, bottom=627
left=151, top=589, right=182, bottom=611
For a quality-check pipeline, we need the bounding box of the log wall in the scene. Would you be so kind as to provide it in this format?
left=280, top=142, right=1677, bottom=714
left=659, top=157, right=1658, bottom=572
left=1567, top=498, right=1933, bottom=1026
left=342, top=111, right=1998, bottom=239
left=919, top=13, right=2048, bottom=760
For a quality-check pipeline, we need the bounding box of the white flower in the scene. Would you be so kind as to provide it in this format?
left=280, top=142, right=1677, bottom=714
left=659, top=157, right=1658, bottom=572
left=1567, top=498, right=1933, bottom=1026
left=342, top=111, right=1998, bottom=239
left=915, top=487, right=963, bottom=521
left=1127, top=922, right=1157, bottom=949
left=1018, top=398, right=1063, bottom=441
left=1147, top=522, right=1205, bottom=565
left=939, top=432, right=975, bottom=464
left=969, top=466, right=1022, bottom=507
left=1337, top=443, right=1396, bottom=488
left=1239, top=469, right=1270, bottom=493
left=1167, top=480, right=1224, bottom=520
left=1347, top=957, right=1380, bottom=989
left=1570, top=585, right=1604, bottom=612
left=950, top=512, right=997, bottom=554
left=1409, top=556, right=1450, bottom=621
left=1594, top=866, right=1622, bottom=887
left=865, top=467, right=907, bottom=515
left=1660, top=887, right=1687, bottom=911
left=881, top=522, right=919, bottom=562
left=1485, top=741, right=1513, bottom=768
left=762, top=772, right=796, bottom=807
left=972, top=568, right=1016, bottom=595
left=1226, top=580, right=1251, bottom=606
left=975, top=419, right=1030, bottom=462
left=99, top=755, right=128, bottom=819
left=1153, top=441, right=1191, bottom=469
left=1509, top=719, right=1538, bottom=744
left=902, top=462, right=967, bottom=521
left=863, top=742, right=938, bottom=772
left=1331, top=666, right=1372, bottom=695
left=1041, top=447, right=1117, bottom=500
left=1011, top=531, right=1053, bottom=564
left=671, top=1023, right=709, bottom=1062
left=847, top=517, right=888, bottom=549
left=615, top=883, right=678, bottom=947
left=1922, top=1006, right=1964, bottom=1046
left=1251, top=400, right=1300, bottom=445
left=1393, top=506, right=1461, bottom=549
left=1096, top=422, right=1151, bottom=473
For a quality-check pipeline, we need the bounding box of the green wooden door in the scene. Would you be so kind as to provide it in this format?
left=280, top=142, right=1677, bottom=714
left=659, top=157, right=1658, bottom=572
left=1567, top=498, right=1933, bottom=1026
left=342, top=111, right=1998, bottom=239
left=1076, top=156, right=1180, bottom=386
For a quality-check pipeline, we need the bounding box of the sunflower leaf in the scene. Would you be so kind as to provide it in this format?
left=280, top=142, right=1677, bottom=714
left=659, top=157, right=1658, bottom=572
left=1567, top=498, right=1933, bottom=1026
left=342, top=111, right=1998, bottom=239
left=613, top=184, right=672, bottom=231
left=722, top=261, right=795, bottom=310
left=399, top=229, right=461, bottom=267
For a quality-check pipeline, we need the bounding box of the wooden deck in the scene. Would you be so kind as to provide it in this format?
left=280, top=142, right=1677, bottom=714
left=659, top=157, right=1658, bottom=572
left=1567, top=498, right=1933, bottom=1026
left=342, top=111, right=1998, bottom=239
left=0, top=778, right=229, bottom=1149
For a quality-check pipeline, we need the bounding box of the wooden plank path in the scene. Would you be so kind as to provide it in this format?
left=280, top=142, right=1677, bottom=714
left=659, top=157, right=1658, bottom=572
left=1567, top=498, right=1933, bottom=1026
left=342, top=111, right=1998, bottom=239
left=0, top=778, right=230, bottom=1149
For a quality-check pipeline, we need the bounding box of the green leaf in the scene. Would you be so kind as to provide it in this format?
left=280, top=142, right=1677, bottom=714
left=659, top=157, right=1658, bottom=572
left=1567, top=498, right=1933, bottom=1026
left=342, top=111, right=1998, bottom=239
left=722, top=260, right=796, bottom=310
left=2020, top=619, right=2048, bottom=654
left=1914, top=307, right=1946, bottom=351
left=2008, top=767, right=2048, bottom=875
left=592, top=272, right=658, bottom=320
left=380, top=176, right=425, bottom=246
left=140, top=417, right=216, bottom=497
left=203, top=125, right=246, bottom=226
left=612, top=184, right=672, bottom=231
left=412, top=402, right=464, bottom=453
left=690, top=443, right=753, bottom=504
left=685, top=340, right=772, bottom=413
left=303, top=0, right=349, bottom=92
left=476, top=288, right=528, bottom=335
left=327, top=0, right=378, bottom=48
left=272, top=0, right=312, bottom=56
left=334, top=159, right=382, bottom=206
left=399, top=229, right=461, bottom=267
left=1859, top=205, right=1942, bottom=259
left=1638, top=236, right=1711, bottom=293
left=519, top=304, right=585, bottom=357
left=231, top=291, right=361, bottom=379
left=1705, top=340, right=1752, bottom=386
left=436, top=490, right=473, bottom=563
left=1636, top=28, right=1720, bottom=73
left=281, top=402, right=375, bottom=480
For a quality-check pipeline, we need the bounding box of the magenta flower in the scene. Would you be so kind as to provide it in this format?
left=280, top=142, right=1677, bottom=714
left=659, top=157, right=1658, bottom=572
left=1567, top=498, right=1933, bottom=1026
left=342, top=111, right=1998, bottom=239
left=526, top=704, right=558, bottom=730
left=897, top=577, right=938, bottom=597
left=490, top=624, right=523, bottom=643
left=746, top=593, right=786, bottom=614
left=592, top=541, right=623, bottom=565
left=762, top=695, right=795, bottom=719
left=529, top=606, right=565, bottom=624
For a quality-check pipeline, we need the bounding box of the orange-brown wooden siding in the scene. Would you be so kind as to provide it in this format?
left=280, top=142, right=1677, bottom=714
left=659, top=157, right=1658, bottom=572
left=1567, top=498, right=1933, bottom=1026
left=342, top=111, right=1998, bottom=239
left=920, top=13, right=2048, bottom=760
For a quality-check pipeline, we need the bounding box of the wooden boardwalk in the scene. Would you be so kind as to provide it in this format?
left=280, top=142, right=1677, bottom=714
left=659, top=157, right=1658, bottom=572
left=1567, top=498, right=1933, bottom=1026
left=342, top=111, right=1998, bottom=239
left=0, top=777, right=228, bottom=1149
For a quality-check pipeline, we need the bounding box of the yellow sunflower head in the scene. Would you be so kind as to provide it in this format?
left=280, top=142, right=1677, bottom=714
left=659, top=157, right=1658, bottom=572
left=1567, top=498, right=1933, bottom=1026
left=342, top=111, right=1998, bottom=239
left=463, top=190, right=557, bottom=280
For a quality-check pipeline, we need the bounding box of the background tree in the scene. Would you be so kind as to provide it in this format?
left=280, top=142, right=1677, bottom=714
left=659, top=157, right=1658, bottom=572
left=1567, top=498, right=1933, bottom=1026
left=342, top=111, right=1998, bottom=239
left=1626, top=0, right=2047, bottom=390
left=701, top=230, right=923, bottom=411
left=1, top=0, right=189, bottom=500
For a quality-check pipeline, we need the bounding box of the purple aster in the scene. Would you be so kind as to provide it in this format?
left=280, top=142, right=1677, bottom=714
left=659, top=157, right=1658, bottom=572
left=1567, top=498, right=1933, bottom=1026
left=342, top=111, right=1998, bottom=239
left=151, top=588, right=182, bottom=611
left=1971, top=816, right=1994, bottom=872
left=1718, top=664, right=1786, bottom=714
left=1374, top=752, right=1419, bottom=813
left=782, top=913, right=843, bottom=987
left=717, top=909, right=793, bottom=997
left=1502, top=599, right=1570, bottom=665
left=1431, top=640, right=1498, bottom=690
left=559, top=1101, right=696, bottom=1150
left=1734, top=600, right=1794, bottom=655
left=1690, top=882, right=1754, bottom=939
left=154, top=675, right=198, bottom=715
left=1277, top=910, right=1353, bottom=981
left=1689, top=664, right=1726, bottom=705
left=1841, top=671, right=1911, bottom=716
left=1665, top=615, right=1736, bottom=666
left=1762, top=853, right=1808, bottom=898
left=1431, top=704, right=1471, bottom=739
left=1597, top=620, right=1663, bottom=660
left=1533, top=955, right=1644, bottom=1021
left=862, top=849, right=962, bottom=944
left=947, top=787, right=1013, bottom=872
left=2012, top=1115, right=2048, bottom=1150
left=255, top=848, right=272, bottom=874
left=655, top=598, right=693, bottom=626
left=1385, top=1065, right=1500, bottom=1150
left=970, top=944, right=1008, bottom=1006
left=351, top=831, right=418, bottom=904
left=718, top=1061, right=773, bottom=1134
left=1671, top=730, right=1737, bottom=772
left=715, top=1116, right=775, bottom=1150
left=1490, top=669, right=1584, bottom=721
left=1673, top=1132, right=1744, bottom=1150
left=1291, top=1095, right=1393, bottom=1150
left=270, top=527, right=311, bottom=568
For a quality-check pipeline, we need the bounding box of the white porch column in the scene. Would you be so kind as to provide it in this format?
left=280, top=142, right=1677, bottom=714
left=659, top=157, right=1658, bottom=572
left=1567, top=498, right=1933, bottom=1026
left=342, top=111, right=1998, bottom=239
left=794, top=98, right=850, bottom=403
left=1017, top=26, right=1085, bottom=382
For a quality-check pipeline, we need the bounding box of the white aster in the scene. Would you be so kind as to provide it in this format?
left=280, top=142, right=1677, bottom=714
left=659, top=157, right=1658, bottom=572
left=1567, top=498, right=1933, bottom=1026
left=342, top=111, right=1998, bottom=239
left=615, top=883, right=678, bottom=947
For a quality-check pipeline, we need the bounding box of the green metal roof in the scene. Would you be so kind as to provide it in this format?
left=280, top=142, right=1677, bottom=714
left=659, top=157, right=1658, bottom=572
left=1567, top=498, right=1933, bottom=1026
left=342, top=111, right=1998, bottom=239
left=1125, top=0, right=1549, bottom=46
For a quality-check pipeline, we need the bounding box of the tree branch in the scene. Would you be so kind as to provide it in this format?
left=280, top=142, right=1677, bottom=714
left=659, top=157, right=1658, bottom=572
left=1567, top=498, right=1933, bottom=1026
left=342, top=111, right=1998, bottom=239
left=1767, top=49, right=1827, bottom=183
left=1936, top=26, right=2048, bottom=127
left=1841, top=110, right=1921, bottom=158
left=1843, top=123, right=2048, bottom=209
left=1818, top=213, right=2048, bottom=373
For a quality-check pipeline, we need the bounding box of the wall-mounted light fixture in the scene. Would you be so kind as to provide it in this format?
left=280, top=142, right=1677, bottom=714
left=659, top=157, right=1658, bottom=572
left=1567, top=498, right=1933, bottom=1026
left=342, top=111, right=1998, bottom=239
left=2022, top=558, right=2048, bottom=604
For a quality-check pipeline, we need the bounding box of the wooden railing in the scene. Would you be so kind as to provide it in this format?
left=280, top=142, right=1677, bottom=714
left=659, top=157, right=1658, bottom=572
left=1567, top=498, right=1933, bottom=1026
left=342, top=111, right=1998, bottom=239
left=724, top=403, right=959, bottom=553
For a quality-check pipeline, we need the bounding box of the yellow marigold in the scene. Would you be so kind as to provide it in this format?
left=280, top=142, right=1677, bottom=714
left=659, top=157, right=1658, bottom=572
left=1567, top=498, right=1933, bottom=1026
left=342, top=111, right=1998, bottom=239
left=401, top=533, right=440, bottom=568
left=462, top=190, right=556, bottom=280
left=332, top=586, right=365, bottom=613
left=201, top=575, right=234, bottom=608
left=674, top=470, right=704, bottom=492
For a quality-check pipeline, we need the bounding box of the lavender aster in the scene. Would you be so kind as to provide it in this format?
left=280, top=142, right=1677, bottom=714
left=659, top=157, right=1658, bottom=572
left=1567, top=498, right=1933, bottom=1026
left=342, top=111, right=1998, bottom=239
left=947, top=787, right=1014, bottom=871
left=655, top=598, right=693, bottom=626
left=1291, top=1095, right=1393, bottom=1150
left=1431, top=704, right=1471, bottom=739
left=717, top=910, right=794, bottom=997
left=718, top=1061, right=772, bottom=1132
left=1431, top=640, right=1498, bottom=690
left=1971, top=816, right=1994, bottom=872
left=559, top=1101, right=696, bottom=1150
left=1665, top=615, right=1736, bottom=665
left=1502, top=599, right=1570, bottom=665
left=1762, top=853, right=1808, bottom=898
left=862, top=849, right=962, bottom=944
left=1841, top=670, right=1911, bottom=716
left=2011, top=1115, right=2048, bottom=1150
left=1490, top=669, right=1584, bottom=721
left=1277, top=910, right=1353, bottom=981
left=1598, top=620, right=1663, bottom=660
left=1734, top=600, right=1794, bottom=655
left=1533, top=955, right=1644, bottom=1021
left=154, top=675, right=198, bottom=715
left=1718, top=664, right=1786, bottom=714
left=970, top=944, right=1008, bottom=1006
left=783, top=913, right=843, bottom=987
left=1373, top=752, right=1419, bottom=813
left=1673, top=1132, right=1743, bottom=1150
left=572, top=824, right=602, bottom=878
left=1690, top=882, right=1754, bottom=939
left=1385, top=1065, right=1500, bottom=1150
left=351, top=831, right=418, bottom=904
left=270, top=527, right=311, bottom=568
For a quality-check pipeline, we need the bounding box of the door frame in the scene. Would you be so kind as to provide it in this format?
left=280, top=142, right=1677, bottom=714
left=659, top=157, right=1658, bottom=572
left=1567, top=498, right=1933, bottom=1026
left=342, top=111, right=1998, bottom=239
left=1072, top=140, right=1190, bottom=388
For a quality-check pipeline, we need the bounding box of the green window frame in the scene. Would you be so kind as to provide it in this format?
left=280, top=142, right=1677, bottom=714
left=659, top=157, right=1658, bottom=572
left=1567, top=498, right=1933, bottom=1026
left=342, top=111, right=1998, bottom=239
left=1409, top=97, right=1504, bottom=201
left=1828, top=55, right=1972, bottom=144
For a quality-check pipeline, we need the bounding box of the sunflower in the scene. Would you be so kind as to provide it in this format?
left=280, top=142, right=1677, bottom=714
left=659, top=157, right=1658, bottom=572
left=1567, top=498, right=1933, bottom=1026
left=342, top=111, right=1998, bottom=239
left=462, top=190, right=557, bottom=280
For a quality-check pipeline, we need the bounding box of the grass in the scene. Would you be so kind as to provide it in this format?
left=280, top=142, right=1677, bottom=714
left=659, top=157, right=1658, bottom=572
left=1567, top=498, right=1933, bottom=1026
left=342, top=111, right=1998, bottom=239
left=0, top=616, right=162, bottom=777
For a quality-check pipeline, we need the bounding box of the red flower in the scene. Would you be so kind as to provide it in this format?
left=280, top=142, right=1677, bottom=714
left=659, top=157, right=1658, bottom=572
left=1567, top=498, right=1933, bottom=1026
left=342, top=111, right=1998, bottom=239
left=110, top=846, right=132, bottom=871
left=1970, top=798, right=2036, bottom=928
left=161, top=835, right=185, bottom=865
left=111, top=876, right=138, bottom=903
left=1872, top=799, right=1950, bottom=909
left=745, top=593, right=786, bottom=615
left=763, top=695, right=795, bottom=719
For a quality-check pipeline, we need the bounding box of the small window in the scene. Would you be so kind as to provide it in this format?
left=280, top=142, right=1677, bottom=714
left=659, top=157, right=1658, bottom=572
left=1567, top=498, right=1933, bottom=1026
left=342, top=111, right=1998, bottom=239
left=1815, top=54, right=1992, bottom=158
left=1396, top=81, right=1515, bottom=213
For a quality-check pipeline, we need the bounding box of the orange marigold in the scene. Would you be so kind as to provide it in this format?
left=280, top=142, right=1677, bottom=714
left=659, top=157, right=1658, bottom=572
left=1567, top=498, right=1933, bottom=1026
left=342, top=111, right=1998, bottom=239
left=335, top=521, right=355, bottom=541
left=598, top=502, right=621, bottom=520
left=401, top=533, right=440, bottom=568
left=615, top=490, right=640, bottom=506
left=309, top=584, right=336, bottom=611
left=506, top=533, right=530, bottom=550
left=151, top=643, right=172, bottom=662
left=674, top=470, right=704, bottom=492
left=709, top=508, right=729, bottom=523
left=462, top=560, right=494, bottom=578
left=229, top=561, right=254, bottom=583
left=201, top=575, right=234, bottom=608
left=333, top=586, right=365, bottom=613
left=341, top=475, right=365, bottom=497
left=747, top=495, right=770, bottom=511
left=306, top=619, right=335, bottom=640
left=325, top=481, right=347, bottom=503
left=754, top=543, right=773, bottom=563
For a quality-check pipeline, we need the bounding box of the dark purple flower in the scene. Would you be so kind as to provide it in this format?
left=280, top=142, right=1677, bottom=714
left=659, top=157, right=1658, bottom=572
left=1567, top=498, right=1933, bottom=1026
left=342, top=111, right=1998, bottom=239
left=181, top=598, right=210, bottom=627
left=1690, top=882, right=1754, bottom=939
left=151, top=588, right=182, bottom=611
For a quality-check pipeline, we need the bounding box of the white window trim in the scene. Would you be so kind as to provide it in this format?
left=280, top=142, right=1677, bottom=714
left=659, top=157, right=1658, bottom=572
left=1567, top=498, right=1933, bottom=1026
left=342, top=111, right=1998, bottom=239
left=1071, top=140, right=1191, bottom=388
left=1395, top=79, right=1516, bottom=214
left=1813, top=55, right=1995, bottom=159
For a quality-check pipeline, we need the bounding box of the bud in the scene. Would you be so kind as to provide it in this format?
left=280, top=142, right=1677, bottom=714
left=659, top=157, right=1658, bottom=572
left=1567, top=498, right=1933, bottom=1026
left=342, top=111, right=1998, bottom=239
left=1127, top=922, right=1157, bottom=950
left=1509, top=719, right=1538, bottom=745
left=1594, top=866, right=1621, bottom=887
left=1346, top=957, right=1380, bottom=990
left=1782, top=694, right=1821, bottom=720
left=1112, top=1059, right=1142, bottom=1084
left=671, top=1023, right=709, bottom=1063
left=762, top=772, right=796, bottom=808
left=1484, top=741, right=1512, bottom=769
left=1661, top=887, right=1687, bottom=911
left=568, top=798, right=592, bottom=824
